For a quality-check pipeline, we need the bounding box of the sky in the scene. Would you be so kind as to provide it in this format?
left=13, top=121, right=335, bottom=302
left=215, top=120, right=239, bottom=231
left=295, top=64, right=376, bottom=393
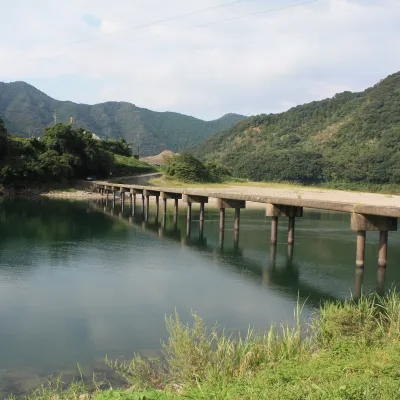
left=1, top=0, right=400, bottom=120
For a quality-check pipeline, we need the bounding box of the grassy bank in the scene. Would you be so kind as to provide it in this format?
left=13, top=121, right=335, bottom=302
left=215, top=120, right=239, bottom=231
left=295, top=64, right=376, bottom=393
left=12, top=291, right=400, bottom=399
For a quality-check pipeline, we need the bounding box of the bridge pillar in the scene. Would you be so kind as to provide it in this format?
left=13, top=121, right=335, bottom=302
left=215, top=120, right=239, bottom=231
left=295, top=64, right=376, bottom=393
left=174, top=199, right=179, bottom=226
left=266, top=204, right=303, bottom=245
left=216, top=199, right=246, bottom=231
left=351, top=213, right=397, bottom=292
left=183, top=194, right=209, bottom=230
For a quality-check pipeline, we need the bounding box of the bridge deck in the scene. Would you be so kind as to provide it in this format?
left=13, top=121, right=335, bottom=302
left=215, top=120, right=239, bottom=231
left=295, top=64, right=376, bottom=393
left=94, top=181, right=400, bottom=218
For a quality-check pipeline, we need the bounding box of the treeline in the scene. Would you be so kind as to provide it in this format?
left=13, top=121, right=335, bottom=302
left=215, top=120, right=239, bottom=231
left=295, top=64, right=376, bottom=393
left=192, top=71, right=400, bottom=187
left=0, top=120, right=153, bottom=186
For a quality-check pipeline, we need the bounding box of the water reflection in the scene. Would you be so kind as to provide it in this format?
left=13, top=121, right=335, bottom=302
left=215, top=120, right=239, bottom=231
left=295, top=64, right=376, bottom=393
left=92, top=198, right=363, bottom=306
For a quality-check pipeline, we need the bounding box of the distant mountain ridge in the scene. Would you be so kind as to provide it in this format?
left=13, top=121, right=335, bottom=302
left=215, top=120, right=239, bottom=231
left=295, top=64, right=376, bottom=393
left=192, top=71, right=400, bottom=186
left=0, top=81, right=246, bottom=156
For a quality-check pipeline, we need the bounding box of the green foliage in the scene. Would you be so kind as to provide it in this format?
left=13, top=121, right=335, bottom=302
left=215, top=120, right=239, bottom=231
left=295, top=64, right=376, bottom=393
left=0, top=122, right=153, bottom=186
left=163, top=154, right=230, bottom=183
left=193, top=71, right=400, bottom=186
left=101, top=138, right=133, bottom=157
left=164, top=154, right=211, bottom=182
left=0, top=81, right=245, bottom=156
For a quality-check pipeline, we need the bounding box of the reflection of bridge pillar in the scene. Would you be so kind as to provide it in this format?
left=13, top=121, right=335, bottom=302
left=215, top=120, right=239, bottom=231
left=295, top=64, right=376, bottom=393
left=233, top=229, right=240, bottom=250
left=163, top=198, right=167, bottom=214
left=266, top=204, right=303, bottom=245
left=288, top=244, right=294, bottom=260
left=269, top=243, right=277, bottom=267
left=351, top=213, right=397, bottom=294
left=199, top=219, right=204, bottom=238
left=219, top=229, right=224, bottom=250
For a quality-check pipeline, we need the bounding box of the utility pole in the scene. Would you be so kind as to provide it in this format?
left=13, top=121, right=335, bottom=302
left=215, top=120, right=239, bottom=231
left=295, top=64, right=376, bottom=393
left=52, top=110, right=57, bottom=125
left=136, top=133, right=140, bottom=159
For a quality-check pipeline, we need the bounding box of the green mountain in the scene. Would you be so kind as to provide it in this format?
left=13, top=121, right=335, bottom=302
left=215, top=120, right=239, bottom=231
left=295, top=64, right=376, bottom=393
left=0, top=81, right=246, bottom=156
left=192, top=72, right=400, bottom=185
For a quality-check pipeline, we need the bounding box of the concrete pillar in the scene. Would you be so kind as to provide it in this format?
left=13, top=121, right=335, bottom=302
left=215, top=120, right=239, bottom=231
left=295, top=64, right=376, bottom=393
left=271, top=217, right=278, bottom=245
left=141, top=194, right=145, bottom=214
left=106, top=190, right=109, bottom=200
left=266, top=204, right=303, bottom=246
left=186, top=218, right=191, bottom=239
left=155, top=196, right=160, bottom=222
left=378, top=231, right=388, bottom=269
left=351, top=213, right=397, bottom=282
left=187, top=202, right=192, bottom=222
left=234, top=208, right=240, bottom=231
left=200, top=202, right=205, bottom=223
left=113, top=191, right=116, bottom=202
left=219, top=208, right=225, bottom=231
left=145, top=196, right=149, bottom=222
left=356, top=230, right=366, bottom=269
left=216, top=198, right=245, bottom=231
left=130, top=193, right=133, bottom=208
left=133, top=193, right=136, bottom=208
left=174, top=199, right=178, bottom=226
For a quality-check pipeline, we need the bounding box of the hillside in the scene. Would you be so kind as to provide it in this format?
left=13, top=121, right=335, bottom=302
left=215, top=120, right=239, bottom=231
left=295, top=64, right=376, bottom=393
left=0, top=81, right=245, bottom=156
left=192, top=72, right=400, bottom=186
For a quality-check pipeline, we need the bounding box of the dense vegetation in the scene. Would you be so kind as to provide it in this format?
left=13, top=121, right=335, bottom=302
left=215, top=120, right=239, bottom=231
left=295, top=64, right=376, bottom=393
left=164, top=153, right=231, bottom=183
left=0, top=121, right=154, bottom=187
left=0, top=81, right=245, bottom=156
left=193, top=72, right=400, bottom=187
left=13, top=292, right=400, bottom=399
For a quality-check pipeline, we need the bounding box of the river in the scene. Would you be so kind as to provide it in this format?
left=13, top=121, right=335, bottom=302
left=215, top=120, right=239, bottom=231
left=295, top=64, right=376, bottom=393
left=0, top=197, right=399, bottom=397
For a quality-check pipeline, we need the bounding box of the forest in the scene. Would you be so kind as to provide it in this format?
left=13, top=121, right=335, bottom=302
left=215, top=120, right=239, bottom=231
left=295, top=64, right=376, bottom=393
left=0, top=120, right=153, bottom=187
left=192, top=72, right=400, bottom=187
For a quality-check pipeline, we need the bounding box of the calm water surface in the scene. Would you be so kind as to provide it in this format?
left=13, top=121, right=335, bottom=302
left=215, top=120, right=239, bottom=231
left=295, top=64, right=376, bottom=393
left=0, top=197, right=399, bottom=396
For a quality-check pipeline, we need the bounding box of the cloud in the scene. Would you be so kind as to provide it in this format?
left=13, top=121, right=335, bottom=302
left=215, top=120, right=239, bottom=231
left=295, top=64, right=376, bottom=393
left=0, top=0, right=399, bottom=119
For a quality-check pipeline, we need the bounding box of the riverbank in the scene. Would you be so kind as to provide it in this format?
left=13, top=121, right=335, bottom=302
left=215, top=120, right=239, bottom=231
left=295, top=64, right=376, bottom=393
left=15, top=292, right=400, bottom=400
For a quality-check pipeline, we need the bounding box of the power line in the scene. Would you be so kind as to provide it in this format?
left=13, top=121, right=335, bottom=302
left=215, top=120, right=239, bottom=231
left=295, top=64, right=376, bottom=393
left=192, top=0, right=321, bottom=29
left=53, top=0, right=262, bottom=49
left=32, top=0, right=321, bottom=61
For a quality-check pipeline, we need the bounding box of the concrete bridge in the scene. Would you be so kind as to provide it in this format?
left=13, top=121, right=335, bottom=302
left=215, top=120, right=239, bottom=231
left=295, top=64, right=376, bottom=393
left=93, top=181, right=399, bottom=291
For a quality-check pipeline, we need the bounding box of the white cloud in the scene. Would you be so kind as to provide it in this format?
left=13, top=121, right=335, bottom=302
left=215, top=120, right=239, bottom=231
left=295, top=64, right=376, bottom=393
left=1, top=0, right=399, bottom=119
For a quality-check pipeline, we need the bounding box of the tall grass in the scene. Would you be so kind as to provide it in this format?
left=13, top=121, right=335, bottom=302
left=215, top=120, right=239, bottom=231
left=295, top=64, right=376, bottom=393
left=10, top=290, right=400, bottom=399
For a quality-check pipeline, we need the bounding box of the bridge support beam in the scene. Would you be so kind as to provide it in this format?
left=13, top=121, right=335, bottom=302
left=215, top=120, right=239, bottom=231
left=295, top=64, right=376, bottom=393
left=183, top=194, right=209, bottom=231
left=266, top=204, right=303, bottom=245
left=216, top=199, right=246, bottom=232
left=351, top=213, right=398, bottom=293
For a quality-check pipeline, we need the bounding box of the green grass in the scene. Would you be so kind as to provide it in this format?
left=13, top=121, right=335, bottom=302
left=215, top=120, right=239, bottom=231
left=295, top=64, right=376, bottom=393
left=113, top=155, right=156, bottom=177
left=10, top=292, right=400, bottom=399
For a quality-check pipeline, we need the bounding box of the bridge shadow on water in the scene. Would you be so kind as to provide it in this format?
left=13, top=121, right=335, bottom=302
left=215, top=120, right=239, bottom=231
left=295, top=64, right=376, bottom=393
left=90, top=198, right=377, bottom=309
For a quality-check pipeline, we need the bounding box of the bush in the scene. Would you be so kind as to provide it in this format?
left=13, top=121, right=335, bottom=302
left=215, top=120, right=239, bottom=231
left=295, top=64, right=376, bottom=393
left=164, top=153, right=211, bottom=182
